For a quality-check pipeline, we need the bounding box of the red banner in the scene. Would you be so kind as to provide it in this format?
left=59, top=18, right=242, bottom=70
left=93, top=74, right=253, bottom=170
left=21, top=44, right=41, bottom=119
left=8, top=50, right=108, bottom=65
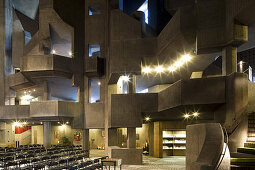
left=15, top=126, right=31, bottom=134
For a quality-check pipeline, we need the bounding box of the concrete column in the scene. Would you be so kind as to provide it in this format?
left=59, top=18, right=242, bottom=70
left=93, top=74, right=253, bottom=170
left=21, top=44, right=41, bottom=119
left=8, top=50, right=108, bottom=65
left=43, top=81, right=51, bottom=100
left=127, top=127, right=136, bottom=148
left=43, top=122, right=51, bottom=148
left=82, top=129, right=89, bottom=150
left=108, top=128, right=118, bottom=146
left=0, top=0, right=5, bottom=106
left=154, top=121, right=163, bottom=158
left=148, top=122, right=154, bottom=156
left=127, top=75, right=136, bottom=94
left=222, top=46, right=237, bottom=76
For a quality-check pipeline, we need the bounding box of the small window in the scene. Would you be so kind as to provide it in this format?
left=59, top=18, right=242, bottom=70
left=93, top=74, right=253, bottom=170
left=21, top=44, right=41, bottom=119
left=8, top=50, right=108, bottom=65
left=137, top=0, right=149, bottom=24
left=119, top=0, right=123, bottom=11
left=89, top=7, right=101, bottom=16
left=89, top=78, right=101, bottom=103
left=24, top=31, right=31, bottom=45
left=89, top=44, right=100, bottom=57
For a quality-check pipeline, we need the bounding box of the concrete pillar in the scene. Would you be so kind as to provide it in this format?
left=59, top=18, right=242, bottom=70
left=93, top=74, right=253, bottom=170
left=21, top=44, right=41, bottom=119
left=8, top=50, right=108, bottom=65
left=148, top=122, right=154, bottom=156
left=154, top=121, right=163, bottom=158
left=108, top=128, right=118, bottom=146
left=82, top=129, right=89, bottom=150
left=43, top=81, right=51, bottom=100
left=43, top=122, right=51, bottom=148
left=127, top=127, right=136, bottom=148
left=222, top=46, right=237, bottom=76
left=127, top=75, right=136, bottom=94
left=0, top=0, right=5, bottom=106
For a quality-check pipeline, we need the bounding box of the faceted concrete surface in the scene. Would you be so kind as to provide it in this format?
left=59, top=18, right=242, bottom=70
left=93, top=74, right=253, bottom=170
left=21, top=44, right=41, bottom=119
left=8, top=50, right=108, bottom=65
left=90, top=149, right=185, bottom=170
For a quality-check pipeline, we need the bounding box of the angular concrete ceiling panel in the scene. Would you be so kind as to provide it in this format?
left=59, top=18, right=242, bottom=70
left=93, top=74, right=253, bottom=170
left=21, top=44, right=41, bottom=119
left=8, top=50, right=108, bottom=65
left=11, top=0, right=39, bottom=19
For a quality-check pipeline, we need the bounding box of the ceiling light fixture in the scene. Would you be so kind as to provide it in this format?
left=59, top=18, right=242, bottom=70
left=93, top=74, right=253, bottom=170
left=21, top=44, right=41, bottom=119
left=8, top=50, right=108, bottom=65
left=174, top=61, right=184, bottom=68
left=181, top=54, right=191, bottom=62
left=155, top=66, right=164, bottom=73
left=184, top=114, right=190, bottom=119
left=168, top=66, right=176, bottom=72
left=142, top=67, right=152, bottom=73
left=145, top=116, right=151, bottom=122
left=193, top=112, right=199, bottom=117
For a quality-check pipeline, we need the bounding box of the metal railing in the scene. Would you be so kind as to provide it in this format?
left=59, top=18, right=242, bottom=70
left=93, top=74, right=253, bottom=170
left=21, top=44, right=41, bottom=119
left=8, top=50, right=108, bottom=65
left=215, top=126, right=229, bottom=170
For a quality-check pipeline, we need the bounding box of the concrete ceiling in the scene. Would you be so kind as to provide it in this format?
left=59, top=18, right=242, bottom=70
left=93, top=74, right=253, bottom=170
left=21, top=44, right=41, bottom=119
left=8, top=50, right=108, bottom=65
left=136, top=52, right=219, bottom=92
left=11, top=0, right=39, bottom=19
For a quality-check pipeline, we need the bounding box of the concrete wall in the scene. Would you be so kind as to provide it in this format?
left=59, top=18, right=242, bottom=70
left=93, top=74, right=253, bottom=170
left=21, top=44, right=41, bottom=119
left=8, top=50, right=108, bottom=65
left=50, top=125, right=82, bottom=145
left=108, top=146, right=143, bottom=165
left=228, top=116, right=248, bottom=152
left=158, top=76, right=226, bottom=111
left=30, top=101, right=82, bottom=118
left=110, top=93, right=158, bottom=128
left=247, top=81, right=255, bottom=113
left=0, top=105, right=30, bottom=119
left=89, top=129, right=105, bottom=149
left=85, top=103, right=104, bottom=129
left=12, top=11, right=24, bottom=68
left=224, top=73, right=248, bottom=130
left=136, top=124, right=149, bottom=148
left=31, top=125, right=43, bottom=144
left=148, top=84, right=171, bottom=93
left=0, top=122, right=15, bottom=147
left=186, top=123, right=229, bottom=170
left=15, top=129, right=32, bottom=145
left=21, top=54, right=73, bottom=73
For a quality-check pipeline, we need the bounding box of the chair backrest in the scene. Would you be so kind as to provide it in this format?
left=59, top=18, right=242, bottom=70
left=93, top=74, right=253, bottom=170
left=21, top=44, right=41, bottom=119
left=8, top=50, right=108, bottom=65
left=94, top=159, right=99, bottom=163
left=26, top=154, right=34, bottom=159
left=19, top=159, right=28, bottom=165
left=59, top=159, right=67, bottom=164
left=4, top=156, right=14, bottom=162
left=51, top=155, right=59, bottom=159
left=76, top=156, right=83, bottom=161
left=16, top=155, right=25, bottom=159
left=31, top=158, right=40, bottom=163
left=41, top=156, right=50, bottom=161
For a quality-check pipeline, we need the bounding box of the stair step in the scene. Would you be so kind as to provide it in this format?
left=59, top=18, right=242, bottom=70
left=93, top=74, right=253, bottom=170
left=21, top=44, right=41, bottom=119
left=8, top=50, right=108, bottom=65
left=231, top=166, right=255, bottom=170
left=231, top=158, right=255, bottom=167
left=237, top=148, right=255, bottom=155
left=231, top=152, right=255, bottom=158
left=245, top=143, right=255, bottom=148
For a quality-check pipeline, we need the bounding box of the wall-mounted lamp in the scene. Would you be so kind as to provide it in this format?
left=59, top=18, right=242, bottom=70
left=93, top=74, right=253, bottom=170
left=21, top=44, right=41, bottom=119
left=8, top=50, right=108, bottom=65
left=122, top=76, right=130, bottom=82
left=145, top=116, right=151, bottom=122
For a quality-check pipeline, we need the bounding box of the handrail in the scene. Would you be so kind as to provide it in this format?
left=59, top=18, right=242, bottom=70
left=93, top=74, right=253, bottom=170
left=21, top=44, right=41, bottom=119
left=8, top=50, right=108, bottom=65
left=215, top=126, right=228, bottom=170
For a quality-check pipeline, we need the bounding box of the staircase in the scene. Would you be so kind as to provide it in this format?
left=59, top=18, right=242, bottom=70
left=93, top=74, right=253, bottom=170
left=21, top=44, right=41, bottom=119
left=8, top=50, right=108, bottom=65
left=231, top=113, right=255, bottom=169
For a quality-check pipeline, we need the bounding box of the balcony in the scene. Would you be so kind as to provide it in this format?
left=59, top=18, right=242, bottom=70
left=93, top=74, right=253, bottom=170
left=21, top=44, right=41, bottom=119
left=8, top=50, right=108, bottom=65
left=30, top=101, right=82, bottom=119
left=110, top=93, right=158, bottom=128
left=85, top=56, right=105, bottom=77
left=85, top=102, right=104, bottom=129
left=110, top=73, right=247, bottom=127
left=20, top=54, right=73, bottom=78
left=0, top=105, right=30, bottom=120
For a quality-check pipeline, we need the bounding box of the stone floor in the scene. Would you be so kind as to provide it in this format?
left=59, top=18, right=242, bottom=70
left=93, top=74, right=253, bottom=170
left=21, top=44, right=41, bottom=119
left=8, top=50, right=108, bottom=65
left=90, top=150, right=186, bottom=170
